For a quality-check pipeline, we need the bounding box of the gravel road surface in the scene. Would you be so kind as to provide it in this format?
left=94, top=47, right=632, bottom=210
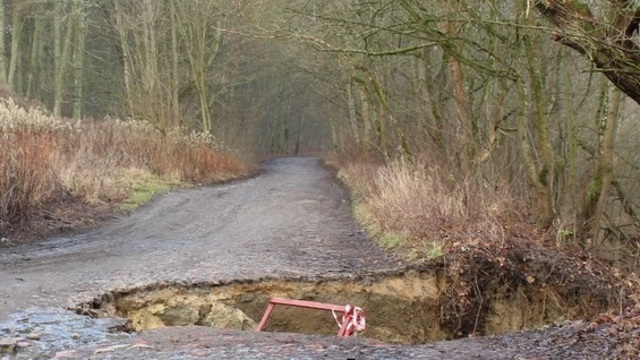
left=0, top=157, right=624, bottom=359
left=0, top=157, right=397, bottom=318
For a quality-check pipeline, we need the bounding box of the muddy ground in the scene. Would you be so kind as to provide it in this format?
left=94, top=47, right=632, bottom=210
left=0, top=157, right=637, bottom=359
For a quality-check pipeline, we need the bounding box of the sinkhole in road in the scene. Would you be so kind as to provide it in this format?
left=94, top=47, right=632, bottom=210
left=79, top=270, right=603, bottom=344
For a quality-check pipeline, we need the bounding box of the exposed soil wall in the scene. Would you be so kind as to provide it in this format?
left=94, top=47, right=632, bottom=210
left=80, top=263, right=621, bottom=344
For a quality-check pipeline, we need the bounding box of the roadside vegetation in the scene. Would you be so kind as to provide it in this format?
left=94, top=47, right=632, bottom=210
left=2, top=1, right=640, bottom=262
left=329, top=151, right=640, bottom=337
left=309, top=2, right=640, bottom=341
left=334, top=155, right=527, bottom=259
left=0, top=91, right=251, bottom=240
left=303, top=1, right=640, bottom=278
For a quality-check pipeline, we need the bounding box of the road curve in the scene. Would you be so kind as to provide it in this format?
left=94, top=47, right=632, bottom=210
left=0, top=157, right=397, bottom=318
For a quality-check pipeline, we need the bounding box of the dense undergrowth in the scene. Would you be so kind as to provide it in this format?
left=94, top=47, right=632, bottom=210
left=327, top=152, right=640, bottom=338
left=0, top=95, right=251, bottom=239
left=332, top=155, right=531, bottom=258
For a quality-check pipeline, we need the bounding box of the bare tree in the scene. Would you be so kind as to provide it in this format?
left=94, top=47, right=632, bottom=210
left=534, top=0, right=640, bottom=105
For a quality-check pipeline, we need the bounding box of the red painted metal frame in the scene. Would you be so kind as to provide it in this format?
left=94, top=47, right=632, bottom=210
left=256, top=297, right=350, bottom=336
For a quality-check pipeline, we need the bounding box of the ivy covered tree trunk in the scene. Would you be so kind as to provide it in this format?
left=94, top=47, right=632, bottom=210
left=578, top=85, right=622, bottom=247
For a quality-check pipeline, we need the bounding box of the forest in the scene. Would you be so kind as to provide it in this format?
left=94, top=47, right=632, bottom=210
left=1, top=0, right=640, bottom=271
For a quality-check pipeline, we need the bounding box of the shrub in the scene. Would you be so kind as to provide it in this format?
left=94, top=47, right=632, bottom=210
left=337, top=156, right=530, bottom=256
left=0, top=98, right=251, bottom=235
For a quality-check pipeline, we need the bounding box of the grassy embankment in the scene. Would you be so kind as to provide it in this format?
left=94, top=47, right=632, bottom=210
left=332, top=155, right=529, bottom=260
left=0, top=96, right=252, bottom=240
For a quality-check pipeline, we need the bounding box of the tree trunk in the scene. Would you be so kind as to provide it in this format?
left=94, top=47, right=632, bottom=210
left=439, top=0, right=473, bottom=173
left=562, top=59, right=581, bottom=242
left=534, top=0, right=640, bottom=105
left=355, top=82, right=372, bottom=154
left=7, top=7, right=23, bottom=89
left=593, top=87, right=621, bottom=246
left=523, top=32, right=556, bottom=226
left=26, top=16, right=43, bottom=99
left=421, top=47, right=447, bottom=154
left=0, top=1, right=7, bottom=83
left=346, top=79, right=360, bottom=146
left=73, top=0, right=86, bottom=119
left=169, top=0, right=181, bottom=126
left=328, top=116, right=339, bottom=152
left=113, top=1, right=135, bottom=118
left=370, top=73, right=411, bottom=158
left=515, top=78, right=554, bottom=227
left=53, top=1, right=62, bottom=98
left=579, top=85, right=622, bottom=247
left=175, top=2, right=222, bottom=134
left=54, top=13, right=74, bottom=117
left=141, top=0, right=158, bottom=110
left=370, top=77, right=387, bottom=156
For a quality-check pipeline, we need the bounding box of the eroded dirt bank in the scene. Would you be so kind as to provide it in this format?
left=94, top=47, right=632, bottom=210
left=0, top=157, right=635, bottom=359
left=76, top=267, right=617, bottom=345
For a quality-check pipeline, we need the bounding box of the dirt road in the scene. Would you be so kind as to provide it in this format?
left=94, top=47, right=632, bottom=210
left=0, top=157, right=415, bottom=358
left=0, top=157, right=630, bottom=359
left=0, top=157, right=397, bottom=317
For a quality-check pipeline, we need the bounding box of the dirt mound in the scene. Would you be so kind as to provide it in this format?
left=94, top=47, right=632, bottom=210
left=439, top=237, right=629, bottom=338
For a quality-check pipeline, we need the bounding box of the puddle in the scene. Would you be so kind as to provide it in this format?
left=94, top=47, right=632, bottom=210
left=78, top=270, right=603, bottom=344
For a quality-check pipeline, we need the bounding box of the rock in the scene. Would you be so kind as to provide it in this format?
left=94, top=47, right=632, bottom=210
left=16, top=352, right=36, bottom=360
left=130, top=311, right=165, bottom=330
left=93, top=344, right=130, bottom=354
left=0, top=337, right=16, bottom=354
left=159, top=305, right=199, bottom=326
left=51, top=350, right=77, bottom=359
left=200, top=302, right=257, bottom=331
left=26, top=333, right=41, bottom=341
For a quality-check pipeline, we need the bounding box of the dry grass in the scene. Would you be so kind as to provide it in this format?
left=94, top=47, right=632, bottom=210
left=331, top=154, right=633, bottom=336
left=0, top=97, right=251, bottom=235
left=335, top=156, right=532, bottom=257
